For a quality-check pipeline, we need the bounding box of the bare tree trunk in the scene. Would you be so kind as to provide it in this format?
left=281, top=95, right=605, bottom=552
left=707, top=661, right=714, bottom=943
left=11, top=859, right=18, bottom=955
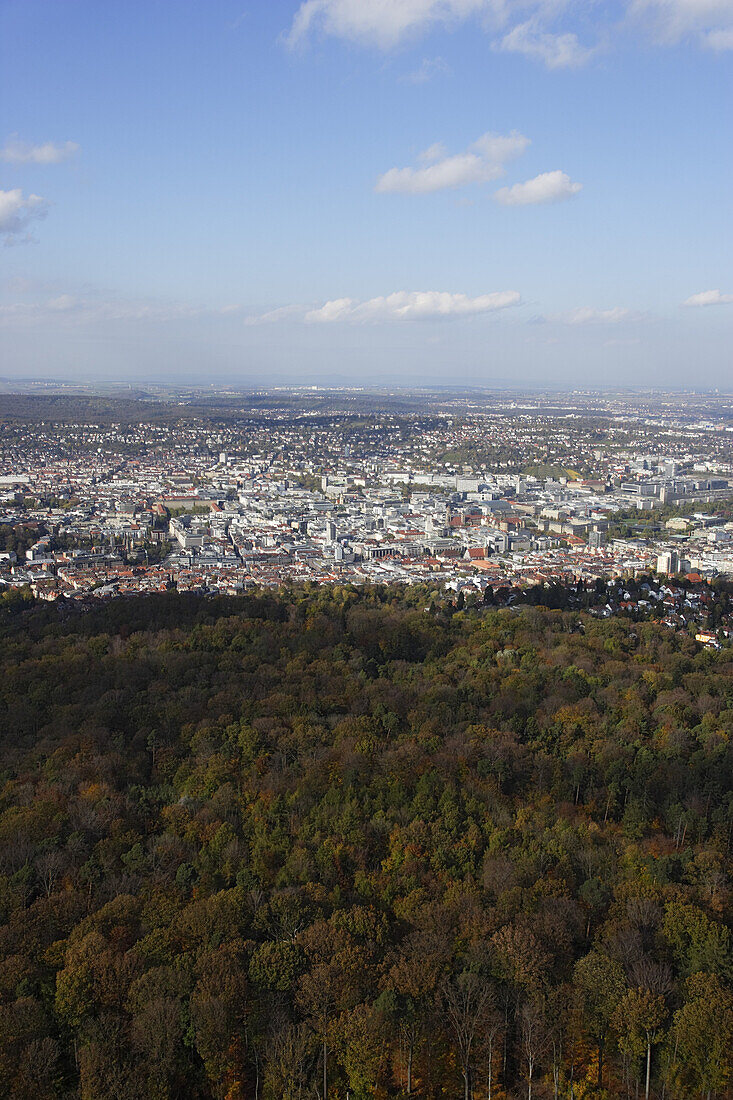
left=323, top=1039, right=327, bottom=1100
left=662, top=1029, right=678, bottom=1100
left=645, top=1040, right=651, bottom=1100
left=487, top=1036, right=493, bottom=1100
left=503, top=1002, right=509, bottom=1081
left=407, top=1031, right=413, bottom=1098
left=551, top=1037, right=561, bottom=1100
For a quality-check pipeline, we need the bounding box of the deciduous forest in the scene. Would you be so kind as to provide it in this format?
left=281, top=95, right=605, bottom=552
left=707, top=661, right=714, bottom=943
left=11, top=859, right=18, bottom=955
left=0, top=587, right=730, bottom=1099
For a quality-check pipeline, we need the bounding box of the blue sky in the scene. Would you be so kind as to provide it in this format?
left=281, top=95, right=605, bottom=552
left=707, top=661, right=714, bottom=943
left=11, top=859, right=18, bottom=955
left=1, top=0, right=731, bottom=387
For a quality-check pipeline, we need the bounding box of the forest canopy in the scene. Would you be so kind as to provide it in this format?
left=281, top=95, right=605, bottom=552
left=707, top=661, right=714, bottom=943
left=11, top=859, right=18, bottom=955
left=0, top=586, right=730, bottom=1099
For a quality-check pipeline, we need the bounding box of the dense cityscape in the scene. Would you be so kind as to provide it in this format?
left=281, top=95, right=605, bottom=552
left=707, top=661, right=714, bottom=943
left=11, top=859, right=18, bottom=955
left=2, top=387, right=732, bottom=640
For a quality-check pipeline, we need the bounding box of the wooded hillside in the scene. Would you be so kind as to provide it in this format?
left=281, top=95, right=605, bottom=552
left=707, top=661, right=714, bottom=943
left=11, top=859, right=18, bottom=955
left=0, top=588, right=730, bottom=1099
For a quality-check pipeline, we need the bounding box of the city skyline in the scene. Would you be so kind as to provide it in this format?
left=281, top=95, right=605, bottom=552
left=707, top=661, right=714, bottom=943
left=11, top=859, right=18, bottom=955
left=1, top=0, right=732, bottom=385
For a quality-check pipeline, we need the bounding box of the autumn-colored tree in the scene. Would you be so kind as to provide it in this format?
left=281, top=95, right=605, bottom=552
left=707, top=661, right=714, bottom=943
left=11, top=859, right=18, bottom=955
left=127, top=967, right=187, bottom=1100
left=262, top=1021, right=317, bottom=1100
left=190, top=944, right=250, bottom=1100
left=386, top=917, right=449, bottom=1096
left=296, top=920, right=366, bottom=1100
left=612, top=988, right=667, bottom=1100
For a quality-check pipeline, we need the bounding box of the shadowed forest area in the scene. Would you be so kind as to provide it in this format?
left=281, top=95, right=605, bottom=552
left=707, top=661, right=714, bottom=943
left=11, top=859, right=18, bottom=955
left=0, top=587, right=730, bottom=1099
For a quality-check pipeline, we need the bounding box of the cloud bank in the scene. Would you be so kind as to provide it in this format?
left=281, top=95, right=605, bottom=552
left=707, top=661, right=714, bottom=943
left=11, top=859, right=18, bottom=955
left=247, top=290, right=520, bottom=325
left=286, top=0, right=733, bottom=59
left=305, top=289, right=521, bottom=322
left=2, top=288, right=522, bottom=329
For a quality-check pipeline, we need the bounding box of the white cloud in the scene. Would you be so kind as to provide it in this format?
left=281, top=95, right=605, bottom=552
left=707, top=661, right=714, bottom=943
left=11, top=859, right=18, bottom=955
left=497, top=19, right=595, bottom=68
left=683, top=289, right=733, bottom=306
left=704, top=26, right=733, bottom=47
left=1, top=137, right=79, bottom=165
left=305, top=297, right=356, bottom=322
left=419, top=142, right=448, bottom=162
left=629, top=0, right=733, bottom=46
left=563, top=306, right=636, bottom=324
left=1, top=289, right=520, bottom=328
left=493, top=169, right=582, bottom=205
left=0, top=188, right=49, bottom=243
left=376, top=130, right=529, bottom=194
left=286, top=0, right=495, bottom=49
left=304, top=289, right=521, bottom=322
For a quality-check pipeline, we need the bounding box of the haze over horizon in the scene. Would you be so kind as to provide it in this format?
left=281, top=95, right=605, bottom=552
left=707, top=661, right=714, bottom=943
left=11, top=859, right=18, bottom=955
left=1, top=0, right=731, bottom=387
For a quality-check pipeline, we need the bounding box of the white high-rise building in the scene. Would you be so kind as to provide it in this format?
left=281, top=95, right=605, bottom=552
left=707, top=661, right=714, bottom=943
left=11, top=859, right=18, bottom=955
left=656, top=550, right=680, bottom=575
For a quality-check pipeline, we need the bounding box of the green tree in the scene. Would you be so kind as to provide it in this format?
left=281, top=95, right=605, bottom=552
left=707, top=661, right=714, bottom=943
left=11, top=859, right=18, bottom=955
left=572, top=950, right=626, bottom=1087
left=671, top=973, right=733, bottom=1099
